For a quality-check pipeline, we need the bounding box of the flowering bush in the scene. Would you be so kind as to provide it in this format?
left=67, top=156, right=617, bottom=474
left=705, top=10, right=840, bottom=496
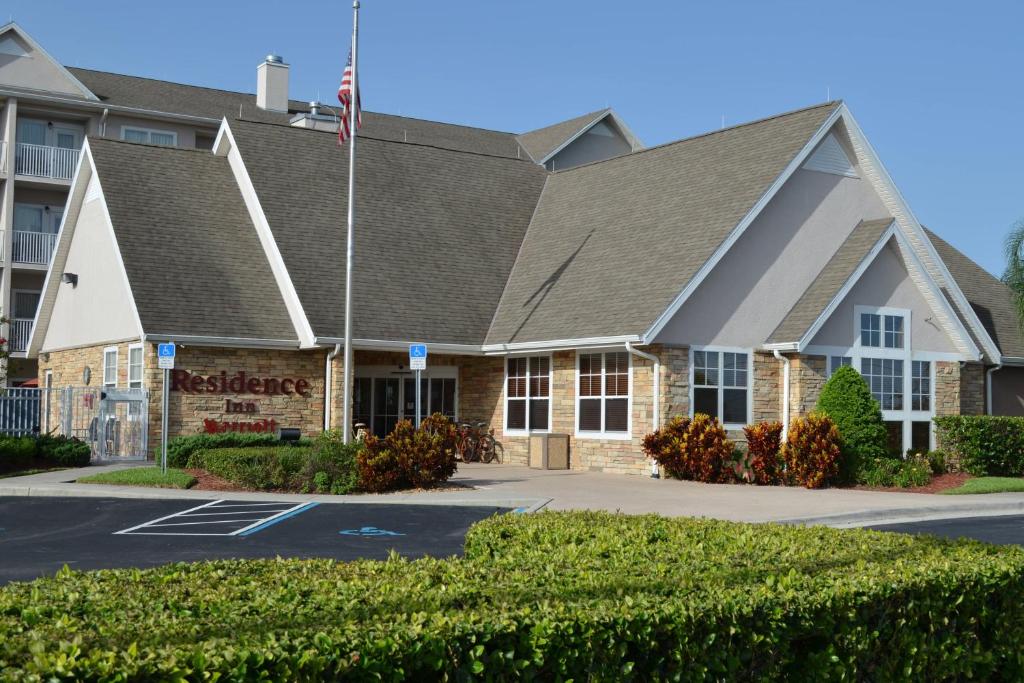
left=642, top=414, right=734, bottom=483
left=743, top=421, right=784, bottom=485
left=781, top=413, right=842, bottom=489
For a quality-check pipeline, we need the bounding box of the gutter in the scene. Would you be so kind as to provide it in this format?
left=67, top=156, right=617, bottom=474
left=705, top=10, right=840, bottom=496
left=324, top=344, right=342, bottom=430
left=143, top=334, right=300, bottom=349
left=986, top=364, right=1003, bottom=416
left=0, top=87, right=222, bottom=126
left=773, top=350, right=791, bottom=440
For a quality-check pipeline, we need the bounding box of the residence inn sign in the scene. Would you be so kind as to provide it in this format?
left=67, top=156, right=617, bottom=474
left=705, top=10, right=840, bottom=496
left=171, top=369, right=314, bottom=435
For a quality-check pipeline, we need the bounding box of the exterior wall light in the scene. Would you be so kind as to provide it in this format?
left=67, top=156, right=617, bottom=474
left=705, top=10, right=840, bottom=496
left=62, top=273, right=78, bottom=287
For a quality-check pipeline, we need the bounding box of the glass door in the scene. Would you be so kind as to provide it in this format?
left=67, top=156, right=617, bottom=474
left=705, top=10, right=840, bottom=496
left=372, top=378, right=400, bottom=436
left=403, top=377, right=429, bottom=424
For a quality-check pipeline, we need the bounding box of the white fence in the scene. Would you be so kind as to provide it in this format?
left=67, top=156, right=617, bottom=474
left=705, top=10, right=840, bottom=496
left=14, top=142, right=80, bottom=180
left=12, top=230, right=58, bottom=265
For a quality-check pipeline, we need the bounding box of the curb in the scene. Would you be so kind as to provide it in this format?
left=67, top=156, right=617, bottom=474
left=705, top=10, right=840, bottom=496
left=0, top=482, right=550, bottom=512
left=776, top=500, right=1024, bottom=528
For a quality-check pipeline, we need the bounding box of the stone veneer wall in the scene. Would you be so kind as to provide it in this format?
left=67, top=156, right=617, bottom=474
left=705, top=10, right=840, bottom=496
left=752, top=351, right=781, bottom=424
left=935, top=361, right=986, bottom=418
left=788, top=354, right=827, bottom=420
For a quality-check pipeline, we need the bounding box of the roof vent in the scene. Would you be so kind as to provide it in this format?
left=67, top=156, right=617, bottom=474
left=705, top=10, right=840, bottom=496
left=265, top=53, right=284, bottom=64
left=309, top=100, right=321, bottom=116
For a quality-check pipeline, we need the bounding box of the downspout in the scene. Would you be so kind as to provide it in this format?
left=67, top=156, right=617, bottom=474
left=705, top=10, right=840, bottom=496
left=773, top=350, right=791, bottom=440
left=324, top=343, right=342, bottom=431
left=986, top=364, right=1002, bottom=415
left=625, top=341, right=660, bottom=477
left=99, top=108, right=109, bottom=137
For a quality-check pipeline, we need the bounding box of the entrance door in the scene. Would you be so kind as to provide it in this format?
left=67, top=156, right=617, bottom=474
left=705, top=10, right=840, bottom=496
left=403, top=377, right=428, bottom=425
left=372, top=378, right=400, bottom=436
left=357, top=373, right=458, bottom=435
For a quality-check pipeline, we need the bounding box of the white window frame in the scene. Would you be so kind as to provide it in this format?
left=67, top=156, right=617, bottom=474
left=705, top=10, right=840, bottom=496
left=688, top=346, right=753, bottom=430
left=128, top=343, right=144, bottom=389
left=575, top=350, right=632, bottom=440
left=120, top=125, right=178, bottom=147
left=503, top=354, right=552, bottom=435
left=103, top=346, right=118, bottom=388
left=827, top=355, right=852, bottom=377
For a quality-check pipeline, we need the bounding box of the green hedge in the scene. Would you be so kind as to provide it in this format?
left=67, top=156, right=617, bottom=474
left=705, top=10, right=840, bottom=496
left=167, top=432, right=311, bottom=468
left=934, top=415, right=1024, bottom=476
left=187, top=446, right=312, bottom=490
left=2, top=512, right=1024, bottom=680
left=0, top=434, right=91, bottom=472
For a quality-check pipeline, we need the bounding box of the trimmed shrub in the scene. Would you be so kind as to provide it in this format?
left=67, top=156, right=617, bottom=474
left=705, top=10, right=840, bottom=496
left=782, top=413, right=842, bottom=489
left=743, top=420, right=784, bottom=485
left=816, top=365, right=889, bottom=481
left=927, top=450, right=948, bottom=475
left=188, top=446, right=311, bottom=490
left=167, top=432, right=311, bottom=468
left=357, top=414, right=459, bottom=492
left=292, top=429, right=360, bottom=494
left=3, top=512, right=1024, bottom=680
left=36, top=435, right=91, bottom=467
left=642, top=414, right=734, bottom=483
left=0, top=436, right=36, bottom=470
left=859, top=456, right=933, bottom=488
left=934, top=415, right=1024, bottom=476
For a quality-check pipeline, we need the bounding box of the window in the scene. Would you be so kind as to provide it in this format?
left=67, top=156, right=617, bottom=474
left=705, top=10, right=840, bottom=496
left=121, top=126, right=177, bottom=147
left=861, top=357, right=903, bottom=410
left=103, top=347, right=118, bottom=387
left=884, top=315, right=904, bottom=349
left=577, top=351, right=629, bottom=435
left=128, top=345, right=143, bottom=389
left=352, top=369, right=458, bottom=436
left=911, top=360, right=930, bottom=411
left=506, top=356, right=550, bottom=432
left=828, top=355, right=852, bottom=377
left=860, top=313, right=881, bottom=347
left=692, top=349, right=749, bottom=425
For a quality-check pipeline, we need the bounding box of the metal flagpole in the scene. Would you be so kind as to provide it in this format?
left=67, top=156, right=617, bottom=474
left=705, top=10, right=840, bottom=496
left=341, top=0, right=359, bottom=444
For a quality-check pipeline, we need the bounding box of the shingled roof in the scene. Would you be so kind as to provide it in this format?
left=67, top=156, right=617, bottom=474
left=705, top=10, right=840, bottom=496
left=67, top=67, right=525, bottom=157
left=767, top=218, right=894, bottom=344
left=515, top=109, right=609, bottom=163
left=227, top=119, right=548, bottom=344
left=88, top=138, right=296, bottom=341
left=486, top=101, right=840, bottom=345
left=927, top=229, right=1024, bottom=358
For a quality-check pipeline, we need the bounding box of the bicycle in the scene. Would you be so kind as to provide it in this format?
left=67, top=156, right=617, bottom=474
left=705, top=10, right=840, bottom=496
left=467, top=421, right=503, bottom=464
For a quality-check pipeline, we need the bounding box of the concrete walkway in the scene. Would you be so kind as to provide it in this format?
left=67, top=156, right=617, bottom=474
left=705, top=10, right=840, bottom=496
left=3, top=462, right=1024, bottom=526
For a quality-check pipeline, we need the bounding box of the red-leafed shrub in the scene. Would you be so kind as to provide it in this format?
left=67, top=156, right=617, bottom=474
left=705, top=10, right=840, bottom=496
left=357, top=414, right=459, bottom=493
left=743, top=421, right=784, bottom=485
left=642, top=414, right=734, bottom=483
left=782, top=413, right=842, bottom=489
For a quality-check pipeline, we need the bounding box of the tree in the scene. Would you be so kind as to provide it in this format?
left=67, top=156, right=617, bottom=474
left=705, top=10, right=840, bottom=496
left=1003, top=217, right=1024, bottom=327
left=815, top=366, right=889, bottom=482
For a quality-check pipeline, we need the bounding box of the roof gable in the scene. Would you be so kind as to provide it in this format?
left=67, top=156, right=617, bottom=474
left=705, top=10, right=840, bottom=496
left=0, top=23, right=97, bottom=100
left=486, top=101, right=840, bottom=348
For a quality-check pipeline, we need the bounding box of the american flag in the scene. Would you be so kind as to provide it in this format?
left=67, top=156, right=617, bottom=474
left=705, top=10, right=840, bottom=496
left=337, top=48, right=361, bottom=145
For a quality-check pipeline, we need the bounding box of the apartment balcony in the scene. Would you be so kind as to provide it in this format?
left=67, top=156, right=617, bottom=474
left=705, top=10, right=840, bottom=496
left=12, top=230, right=57, bottom=266
left=9, top=318, right=32, bottom=354
left=14, top=142, right=80, bottom=181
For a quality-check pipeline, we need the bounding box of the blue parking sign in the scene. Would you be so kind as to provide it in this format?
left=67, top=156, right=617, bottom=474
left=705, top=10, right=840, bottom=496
left=158, top=343, right=176, bottom=369
left=409, top=344, right=427, bottom=370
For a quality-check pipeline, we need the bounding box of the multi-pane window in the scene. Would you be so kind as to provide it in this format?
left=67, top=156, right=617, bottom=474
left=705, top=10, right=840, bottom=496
left=884, top=315, right=905, bottom=349
left=122, top=126, right=177, bottom=147
left=103, top=348, right=118, bottom=388
left=828, top=355, right=852, bottom=377
left=860, top=313, right=881, bottom=347
left=861, top=358, right=904, bottom=410
left=911, top=360, right=931, bottom=411
left=128, top=346, right=143, bottom=389
left=578, top=352, right=629, bottom=434
left=506, top=356, right=550, bottom=431
left=693, top=350, right=748, bottom=425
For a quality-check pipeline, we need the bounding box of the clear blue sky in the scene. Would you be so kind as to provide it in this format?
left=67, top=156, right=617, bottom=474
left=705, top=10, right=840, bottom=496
left=10, top=0, right=1023, bottom=276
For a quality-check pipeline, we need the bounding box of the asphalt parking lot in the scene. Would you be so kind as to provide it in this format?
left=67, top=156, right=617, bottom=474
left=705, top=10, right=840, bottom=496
left=0, top=496, right=507, bottom=584
left=870, top=514, right=1024, bottom=546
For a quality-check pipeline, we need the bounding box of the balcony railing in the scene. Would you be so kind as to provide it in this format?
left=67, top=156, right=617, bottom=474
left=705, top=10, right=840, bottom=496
left=10, top=319, right=32, bottom=353
left=12, top=230, right=58, bottom=265
left=14, top=142, right=80, bottom=180
left=0, top=140, right=6, bottom=173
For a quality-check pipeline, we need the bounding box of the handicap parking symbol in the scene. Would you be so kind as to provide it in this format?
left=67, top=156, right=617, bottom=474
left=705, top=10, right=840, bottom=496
left=339, top=526, right=405, bottom=537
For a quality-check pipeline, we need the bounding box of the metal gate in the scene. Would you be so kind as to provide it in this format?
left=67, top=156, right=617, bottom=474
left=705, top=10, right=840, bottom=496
left=0, top=386, right=148, bottom=461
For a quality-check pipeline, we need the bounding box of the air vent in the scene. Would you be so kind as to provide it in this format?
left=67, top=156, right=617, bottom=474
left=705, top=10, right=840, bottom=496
left=803, top=133, right=858, bottom=178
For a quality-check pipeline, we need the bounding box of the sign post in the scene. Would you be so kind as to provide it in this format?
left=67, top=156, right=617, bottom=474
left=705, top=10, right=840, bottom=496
left=409, top=344, right=427, bottom=427
left=157, top=343, right=176, bottom=474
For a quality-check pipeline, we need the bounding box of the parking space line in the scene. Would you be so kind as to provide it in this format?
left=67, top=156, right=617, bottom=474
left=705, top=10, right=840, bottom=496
left=113, top=500, right=223, bottom=535
left=145, top=519, right=268, bottom=528
left=236, top=503, right=319, bottom=536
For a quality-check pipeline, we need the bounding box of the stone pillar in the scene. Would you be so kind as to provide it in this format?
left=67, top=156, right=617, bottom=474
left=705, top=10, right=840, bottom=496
left=789, top=354, right=826, bottom=419
left=959, top=362, right=985, bottom=415
left=752, top=351, right=781, bottom=423
left=659, top=345, right=689, bottom=423
left=934, top=361, right=960, bottom=417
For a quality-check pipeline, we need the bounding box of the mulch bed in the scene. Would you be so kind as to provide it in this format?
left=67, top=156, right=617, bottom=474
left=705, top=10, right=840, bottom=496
left=855, top=472, right=971, bottom=495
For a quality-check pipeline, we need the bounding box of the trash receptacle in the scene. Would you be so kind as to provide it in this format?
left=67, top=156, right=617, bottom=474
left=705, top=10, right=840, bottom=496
left=529, top=433, right=569, bottom=469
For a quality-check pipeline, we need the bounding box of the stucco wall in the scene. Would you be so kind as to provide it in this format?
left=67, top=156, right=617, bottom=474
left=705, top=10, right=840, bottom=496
left=0, top=33, right=87, bottom=96
left=548, top=120, right=634, bottom=170
left=657, top=164, right=889, bottom=348
left=100, top=114, right=210, bottom=149
left=809, top=240, right=958, bottom=352
left=40, top=178, right=141, bottom=352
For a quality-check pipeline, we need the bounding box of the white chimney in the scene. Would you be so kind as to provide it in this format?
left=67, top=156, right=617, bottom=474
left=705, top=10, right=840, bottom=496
left=256, top=54, right=289, bottom=112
